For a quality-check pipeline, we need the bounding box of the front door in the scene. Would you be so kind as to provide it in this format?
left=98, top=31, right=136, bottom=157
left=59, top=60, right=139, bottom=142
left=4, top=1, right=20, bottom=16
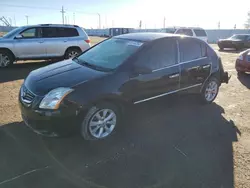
left=178, top=38, right=211, bottom=89
left=124, top=38, right=180, bottom=104
left=13, top=27, right=46, bottom=59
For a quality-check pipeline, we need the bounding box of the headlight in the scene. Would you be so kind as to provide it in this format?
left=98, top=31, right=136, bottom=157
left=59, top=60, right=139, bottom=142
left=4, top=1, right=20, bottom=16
left=39, top=87, right=74, bottom=109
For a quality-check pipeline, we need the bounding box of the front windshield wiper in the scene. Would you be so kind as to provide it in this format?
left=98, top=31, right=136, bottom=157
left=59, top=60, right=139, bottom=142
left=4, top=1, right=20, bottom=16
left=73, top=57, right=113, bottom=72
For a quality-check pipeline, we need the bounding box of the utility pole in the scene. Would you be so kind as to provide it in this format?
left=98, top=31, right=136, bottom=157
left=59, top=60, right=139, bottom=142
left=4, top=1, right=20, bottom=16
left=97, top=13, right=101, bottom=29
left=25, top=15, right=28, bottom=25
left=14, top=15, right=16, bottom=26
left=163, top=17, right=166, bottom=28
left=73, top=13, right=75, bottom=24
left=60, top=6, right=65, bottom=24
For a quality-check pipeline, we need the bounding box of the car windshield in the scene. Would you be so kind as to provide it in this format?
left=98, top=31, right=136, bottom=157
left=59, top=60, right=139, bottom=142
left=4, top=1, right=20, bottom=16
left=76, top=38, right=143, bottom=70
left=161, top=28, right=176, bottom=33
left=2, top=27, right=24, bottom=38
left=230, top=35, right=248, bottom=40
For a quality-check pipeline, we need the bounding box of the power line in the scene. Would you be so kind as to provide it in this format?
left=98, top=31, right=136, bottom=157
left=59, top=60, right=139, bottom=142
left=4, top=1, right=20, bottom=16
left=0, top=3, right=60, bottom=11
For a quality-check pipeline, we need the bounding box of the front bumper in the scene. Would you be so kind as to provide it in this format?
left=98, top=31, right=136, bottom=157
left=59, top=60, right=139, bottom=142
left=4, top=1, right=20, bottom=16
left=19, top=98, right=79, bottom=137
left=221, top=71, right=230, bottom=84
left=235, top=60, right=250, bottom=72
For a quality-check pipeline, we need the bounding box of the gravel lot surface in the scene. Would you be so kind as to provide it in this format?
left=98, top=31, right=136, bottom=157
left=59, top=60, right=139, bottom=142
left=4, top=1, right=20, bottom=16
left=0, top=41, right=250, bottom=188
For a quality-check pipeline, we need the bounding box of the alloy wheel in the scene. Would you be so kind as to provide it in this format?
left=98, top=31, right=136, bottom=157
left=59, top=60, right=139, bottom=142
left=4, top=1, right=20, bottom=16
left=205, top=81, right=218, bottom=102
left=68, top=51, right=78, bottom=59
left=89, top=109, right=117, bottom=139
left=0, top=53, right=10, bottom=67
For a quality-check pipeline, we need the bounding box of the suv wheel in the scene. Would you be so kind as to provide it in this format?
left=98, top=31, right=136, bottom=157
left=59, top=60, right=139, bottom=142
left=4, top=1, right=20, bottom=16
left=81, top=102, right=121, bottom=140
left=65, top=48, right=81, bottom=59
left=0, top=50, right=14, bottom=68
left=201, top=77, right=219, bottom=104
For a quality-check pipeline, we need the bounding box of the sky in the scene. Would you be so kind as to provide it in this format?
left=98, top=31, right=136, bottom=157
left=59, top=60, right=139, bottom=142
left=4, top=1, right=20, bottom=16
left=0, top=0, right=249, bottom=29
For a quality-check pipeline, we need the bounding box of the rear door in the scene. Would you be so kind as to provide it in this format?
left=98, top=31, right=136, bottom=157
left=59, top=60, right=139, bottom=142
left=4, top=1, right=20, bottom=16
left=13, top=27, right=46, bottom=58
left=127, top=38, right=180, bottom=104
left=178, top=38, right=211, bottom=90
left=42, top=27, right=77, bottom=57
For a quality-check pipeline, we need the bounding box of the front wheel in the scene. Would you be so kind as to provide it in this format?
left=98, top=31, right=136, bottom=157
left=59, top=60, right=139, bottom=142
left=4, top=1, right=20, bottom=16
left=81, top=102, right=121, bottom=140
left=200, top=77, right=220, bottom=104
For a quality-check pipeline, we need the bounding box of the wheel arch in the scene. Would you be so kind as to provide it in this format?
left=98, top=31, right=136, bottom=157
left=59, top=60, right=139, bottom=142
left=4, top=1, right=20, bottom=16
left=0, top=47, right=16, bottom=59
left=64, top=46, right=82, bottom=56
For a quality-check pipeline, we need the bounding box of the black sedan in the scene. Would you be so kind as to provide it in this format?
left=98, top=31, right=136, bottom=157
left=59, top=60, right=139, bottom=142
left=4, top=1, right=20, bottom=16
left=19, top=33, right=229, bottom=140
left=218, top=34, right=250, bottom=50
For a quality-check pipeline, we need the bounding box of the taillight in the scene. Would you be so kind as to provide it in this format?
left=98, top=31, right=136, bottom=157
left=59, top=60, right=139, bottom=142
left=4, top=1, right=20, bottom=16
left=85, top=39, right=90, bottom=43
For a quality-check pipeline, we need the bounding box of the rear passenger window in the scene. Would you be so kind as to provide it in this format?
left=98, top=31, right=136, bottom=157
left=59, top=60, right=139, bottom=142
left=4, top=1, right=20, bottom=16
left=176, top=29, right=193, bottom=36
left=193, top=29, right=207, bottom=37
left=136, top=39, right=177, bottom=70
left=42, top=27, right=57, bottom=38
left=57, top=28, right=79, bottom=37
left=179, top=38, right=204, bottom=62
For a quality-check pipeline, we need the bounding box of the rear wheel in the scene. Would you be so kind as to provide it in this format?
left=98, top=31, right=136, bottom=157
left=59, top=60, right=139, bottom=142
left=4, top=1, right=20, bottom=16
left=80, top=102, right=121, bottom=140
left=65, top=48, right=81, bottom=59
left=200, top=77, right=219, bottom=104
left=0, top=50, right=14, bottom=68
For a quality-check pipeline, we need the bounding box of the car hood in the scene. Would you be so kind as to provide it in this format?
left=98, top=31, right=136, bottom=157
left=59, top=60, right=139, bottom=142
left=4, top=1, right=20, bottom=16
left=25, top=59, right=107, bottom=96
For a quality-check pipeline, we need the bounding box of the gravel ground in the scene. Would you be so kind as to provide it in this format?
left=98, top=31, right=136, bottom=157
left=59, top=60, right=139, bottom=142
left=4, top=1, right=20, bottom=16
left=0, top=41, right=250, bottom=188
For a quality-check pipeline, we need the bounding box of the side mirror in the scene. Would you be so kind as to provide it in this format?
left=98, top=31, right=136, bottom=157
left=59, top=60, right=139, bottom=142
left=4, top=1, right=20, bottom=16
left=133, top=65, right=152, bottom=75
left=15, top=34, right=23, bottom=39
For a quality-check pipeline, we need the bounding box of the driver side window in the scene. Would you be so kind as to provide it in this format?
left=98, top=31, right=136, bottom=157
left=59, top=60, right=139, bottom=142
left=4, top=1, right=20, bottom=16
left=19, top=28, right=36, bottom=38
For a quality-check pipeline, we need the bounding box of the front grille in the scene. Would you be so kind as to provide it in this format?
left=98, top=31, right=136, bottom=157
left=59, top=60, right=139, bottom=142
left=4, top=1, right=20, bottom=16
left=20, top=85, right=35, bottom=105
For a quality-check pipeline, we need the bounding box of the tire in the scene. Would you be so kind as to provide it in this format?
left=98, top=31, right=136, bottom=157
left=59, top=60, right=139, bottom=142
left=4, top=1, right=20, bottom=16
left=0, top=50, right=14, bottom=68
left=65, top=48, right=81, bottom=59
left=200, top=77, right=220, bottom=104
left=81, top=102, right=121, bottom=140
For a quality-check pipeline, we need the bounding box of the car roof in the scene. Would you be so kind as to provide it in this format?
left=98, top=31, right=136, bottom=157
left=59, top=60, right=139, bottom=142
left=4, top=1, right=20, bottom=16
left=20, top=24, right=79, bottom=28
left=114, top=32, right=183, bottom=42
left=164, top=27, right=205, bottom=30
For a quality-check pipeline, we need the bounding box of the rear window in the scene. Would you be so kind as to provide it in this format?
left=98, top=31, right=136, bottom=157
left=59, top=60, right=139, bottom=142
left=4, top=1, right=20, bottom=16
left=57, top=28, right=79, bottom=37
left=42, top=27, right=79, bottom=38
left=193, top=29, right=207, bottom=37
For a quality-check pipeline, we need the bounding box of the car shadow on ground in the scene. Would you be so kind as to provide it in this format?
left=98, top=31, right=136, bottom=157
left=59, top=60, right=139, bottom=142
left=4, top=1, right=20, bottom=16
left=0, top=61, right=54, bottom=83
left=237, top=72, right=250, bottom=89
left=0, top=96, right=240, bottom=188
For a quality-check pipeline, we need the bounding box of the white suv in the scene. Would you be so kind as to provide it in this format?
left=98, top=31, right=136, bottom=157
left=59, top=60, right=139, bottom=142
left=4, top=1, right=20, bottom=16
left=161, top=27, right=208, bottom=42
left=0, top=24, right=91, bottom=68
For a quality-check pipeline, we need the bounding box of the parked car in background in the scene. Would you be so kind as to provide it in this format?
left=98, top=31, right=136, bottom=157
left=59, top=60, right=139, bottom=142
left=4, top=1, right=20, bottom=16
left=161, top=27, right=208, bottom=42
left=217, top=34, right=250, bottom=51
left=0, top=24, right=91, bottom=68
left=19, top=33, right=229, bottom=140
left=235, top=49, right=250, bottom=73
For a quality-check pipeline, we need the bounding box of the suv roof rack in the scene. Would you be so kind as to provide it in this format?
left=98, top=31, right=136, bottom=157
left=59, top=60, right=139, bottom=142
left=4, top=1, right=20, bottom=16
left=39, top=24, right=79, bottom=27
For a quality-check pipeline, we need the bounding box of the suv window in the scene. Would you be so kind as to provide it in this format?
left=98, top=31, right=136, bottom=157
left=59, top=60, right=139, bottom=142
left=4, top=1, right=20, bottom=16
left=193, top=29, right=207, bottom=37
left=176, top=29, right=193, bottom=36
left=136, top=39, right=177, bottom=70
left=42, top=27, right=57, bottom=38
left=57, top=28, right=79, bottom=37
left=179, top=38, right=205, bottom=62
left=20, top=28, right=37, bottom=38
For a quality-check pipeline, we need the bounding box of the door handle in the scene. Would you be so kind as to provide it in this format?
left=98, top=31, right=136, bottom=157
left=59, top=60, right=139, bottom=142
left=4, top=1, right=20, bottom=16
left=169, top=73, right=180, bottom=78
left=63, top=40, right=67, bottom=42
left=38, top=41, right=44, bottom=43
left=202, top=64, right=210, bottom=69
